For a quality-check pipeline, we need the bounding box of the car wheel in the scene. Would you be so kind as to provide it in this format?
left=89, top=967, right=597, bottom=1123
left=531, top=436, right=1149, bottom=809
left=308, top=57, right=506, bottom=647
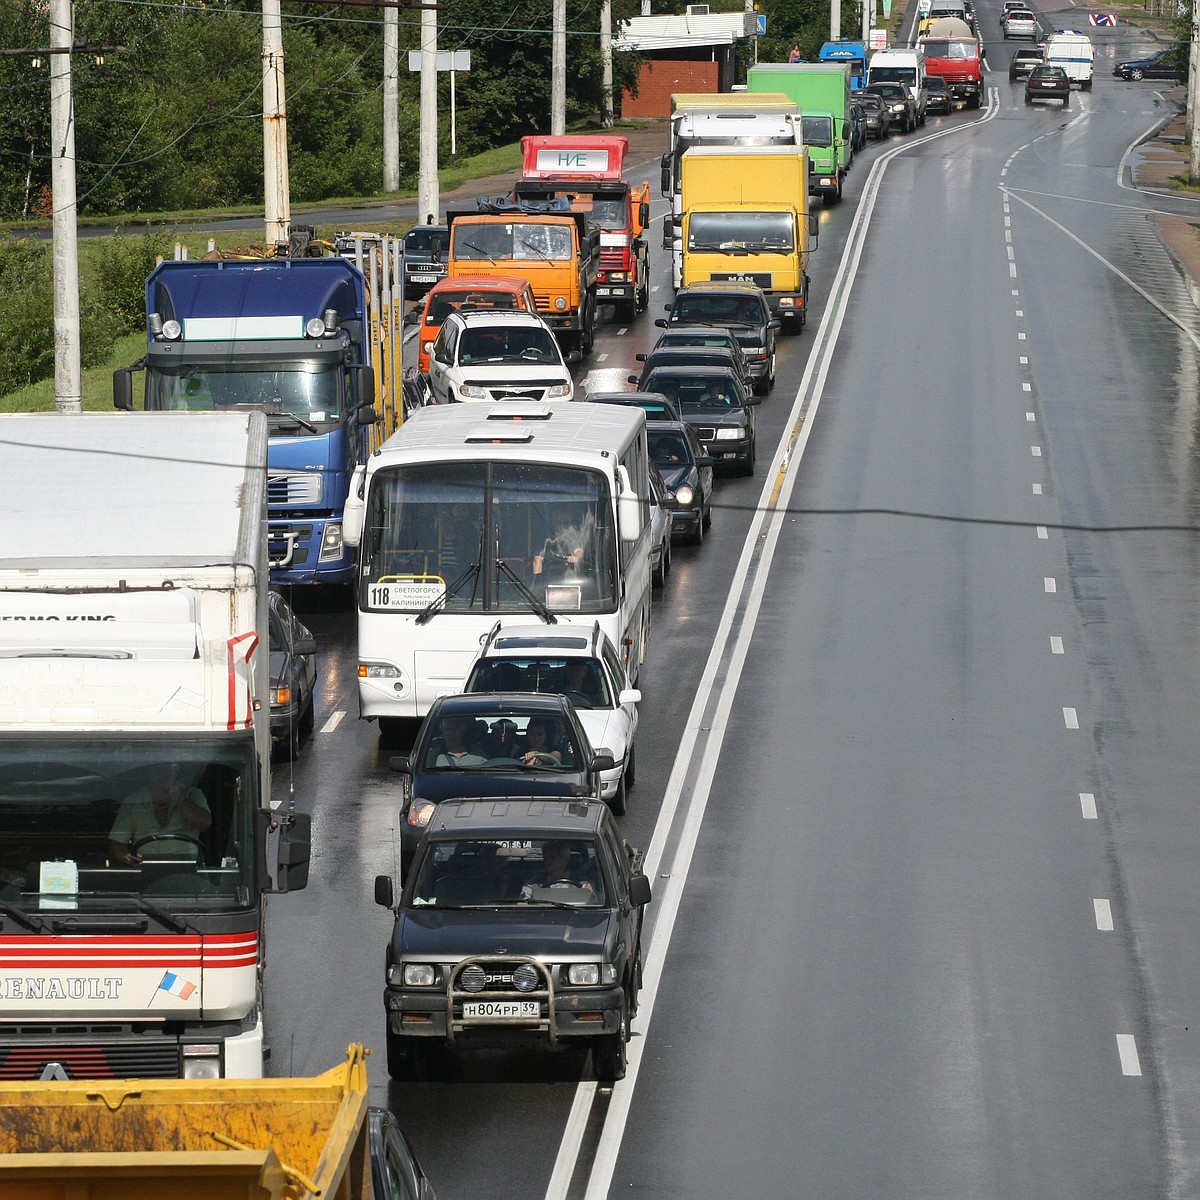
left=593, top=997, right=629, bottom=1082
left=739, top=441, right=756, bottom=477
left=387, top=1033, right=433, bottom=1082
left=1130, top=68, right=1144, bottom=81
left=609, top=773, right=627, bottom=816
left=689, top=511, right=705, bottom=546
left=300, top=693, right=315, bottom=739
left=702, top=494, right=712, bottom=531
left=625, top=744, right=636, bottom=788
left=652, top=545, right=666, bottom=588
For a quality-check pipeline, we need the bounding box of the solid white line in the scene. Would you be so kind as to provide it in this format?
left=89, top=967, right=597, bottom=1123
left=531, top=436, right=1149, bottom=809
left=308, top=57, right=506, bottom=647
left=556, top=85, right=1004, bottom=1200
left=1064, top=707, right=1080, bottom=729
left=1045, top=577, right=1056, bottom=592
left=1050, top=636, right=1064, bottom=654
left=319, top=710, right=346, bottom=735
left=1094, top=898, right=1114, bottom=930
left=1080, top=792, right=1097, bottom=818
left=544, top=1082, right=597, bottom=1196
left=1117, top=1034, right=1143, bottom=1076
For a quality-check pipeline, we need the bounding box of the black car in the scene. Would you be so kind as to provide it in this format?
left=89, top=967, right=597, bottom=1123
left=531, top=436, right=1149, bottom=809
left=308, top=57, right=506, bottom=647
left=864, top=81, right=917, bottom=133
left=585, top=389, right=683, bottom=422
left=633, top=344, right=753, bottom=395
left=402, top=223, right=450, bottom=299
left=388, top=693, right=614, bottom=859
left=1009, top=47, right=1044, bottom=80
left=1113, top=49, right=1181, bottom=81
left=640, top=364, right=760, bottom=476
left=925, top=76, right=952, bottom=114
left=1025, top=64, right=1070, bottom=105
left=650, top=324, right=754, bottom=377
left=660, top=280, right=782, bottom=389
left=849, top=99, right=868, bottom=150
left=646, top=419, right=716, bottom=545
left=853, top=91, right=891, bottom=139
left=268, top=589, right=317, bottom=760
left=374, top=797, right=651, bottom=1082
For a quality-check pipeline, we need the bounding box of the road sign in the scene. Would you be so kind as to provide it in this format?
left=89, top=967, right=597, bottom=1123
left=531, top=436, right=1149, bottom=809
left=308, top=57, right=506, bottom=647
left=755, top=14, right=766, bottom=34
left=407, top=50, right=471, bottom=71
left=1088, top=12, right=1117, bottom=24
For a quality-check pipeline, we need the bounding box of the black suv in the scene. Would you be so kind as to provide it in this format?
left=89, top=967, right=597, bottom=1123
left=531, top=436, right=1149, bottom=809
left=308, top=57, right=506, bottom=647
left=402, top=223, right=450, bottom=300
left=660, top=281, right=781, bottom=393
left=374, top=797, right=652, bottom=1081
left=633, top=343, right=754, bottom=395
left=388, top=693, right=614, bottom=859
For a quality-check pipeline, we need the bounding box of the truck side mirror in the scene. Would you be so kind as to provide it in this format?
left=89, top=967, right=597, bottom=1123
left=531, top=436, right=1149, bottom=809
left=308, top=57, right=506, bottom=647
left=342, top=464, right=366, bottom=548
left=113, top=368, right=133, bottom=411
left=661, top=214, right=673, bottom=251
left=374, top=874, right=395, bottom=908
left=273, top=810, right=312, bottom=894
left=357, top=364, right=377, bottom=408
left=660, top=154, right=671, bottom=197
left=640, top=201, right=650, bottom=228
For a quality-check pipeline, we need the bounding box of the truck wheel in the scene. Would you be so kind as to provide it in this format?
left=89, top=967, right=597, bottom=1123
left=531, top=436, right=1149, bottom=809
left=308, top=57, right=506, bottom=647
left=636, top=259, right=650, bottom=312
left=386, top=1033, right=433, bottom=1082
left=593, top=997, right=629, bottom=1082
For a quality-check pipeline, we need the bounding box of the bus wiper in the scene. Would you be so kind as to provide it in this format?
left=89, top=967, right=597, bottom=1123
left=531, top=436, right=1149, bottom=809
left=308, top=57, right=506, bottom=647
left=415, top=562, right=482, bottom=625
left=0, top=900, right=44, bottom=932
left=495, top=559, right=557, bottom=624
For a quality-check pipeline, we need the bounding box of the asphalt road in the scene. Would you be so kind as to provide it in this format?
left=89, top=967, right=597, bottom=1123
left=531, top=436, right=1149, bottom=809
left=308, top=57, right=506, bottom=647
left=264, top=17, right=1200, bottom=1199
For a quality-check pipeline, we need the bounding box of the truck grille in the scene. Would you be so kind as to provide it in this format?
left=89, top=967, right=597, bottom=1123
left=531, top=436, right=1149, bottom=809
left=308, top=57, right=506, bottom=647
left=600, top=247, right=628, bottom=270
left=0, top=1038, right=179, bottom=1080
left=267, top=471, right=322, bottom=506
left=711, top=272, right=773, bottom=289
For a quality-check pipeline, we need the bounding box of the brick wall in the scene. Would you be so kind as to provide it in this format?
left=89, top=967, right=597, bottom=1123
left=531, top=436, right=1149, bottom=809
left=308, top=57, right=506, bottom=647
left=622, top=60, right=719, bottom=118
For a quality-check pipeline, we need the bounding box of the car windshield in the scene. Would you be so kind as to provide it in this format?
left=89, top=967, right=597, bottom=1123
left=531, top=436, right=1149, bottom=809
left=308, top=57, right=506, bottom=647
left=671, top=295, right=763, bottom=326
left=421, top=712, right=579, bottom=770
left=466, top=656, right=613, bottom=709
left=458, top=326, right=559, bottom=365
left=405, top=228, right=448, bottom=256
left=648, top=429, right=694, bottom=466
left=648, top=374, right=742, bottom=409
left=410, top=837, right=606, bottom=907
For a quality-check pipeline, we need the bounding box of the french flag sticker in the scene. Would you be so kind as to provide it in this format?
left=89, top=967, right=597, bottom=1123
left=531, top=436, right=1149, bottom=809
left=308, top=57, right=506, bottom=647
left=158, top=971, right=197, bottom=1000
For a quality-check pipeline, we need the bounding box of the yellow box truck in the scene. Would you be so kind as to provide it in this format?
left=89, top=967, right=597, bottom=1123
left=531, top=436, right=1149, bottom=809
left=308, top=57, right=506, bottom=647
left=679, top=145, right=818, bottom=332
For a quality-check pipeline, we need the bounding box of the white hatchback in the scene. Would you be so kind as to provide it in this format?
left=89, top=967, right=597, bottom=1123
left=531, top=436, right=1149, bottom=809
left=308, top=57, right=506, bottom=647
left=460, top=623, right=640, bottom=815
left=425, top=309, right=578, bottom=404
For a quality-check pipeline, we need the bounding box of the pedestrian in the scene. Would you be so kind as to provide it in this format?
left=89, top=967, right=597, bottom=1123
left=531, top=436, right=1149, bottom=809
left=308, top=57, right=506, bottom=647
left=788, top=44, right=802, bottom=63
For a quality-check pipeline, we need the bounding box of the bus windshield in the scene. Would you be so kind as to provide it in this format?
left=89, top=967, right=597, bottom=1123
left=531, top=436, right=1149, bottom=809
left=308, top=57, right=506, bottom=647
left=0, top=734, right=260, bottom=920
left=360, top=461, right=618, bottom=615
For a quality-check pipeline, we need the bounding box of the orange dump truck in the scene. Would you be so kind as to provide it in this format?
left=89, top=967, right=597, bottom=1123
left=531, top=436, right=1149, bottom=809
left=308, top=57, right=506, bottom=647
left=446, top=201, right=601, bottom=354
left=513, top=134, right=651, bottom=322
left=0, top=1044, right=431, bottom=1200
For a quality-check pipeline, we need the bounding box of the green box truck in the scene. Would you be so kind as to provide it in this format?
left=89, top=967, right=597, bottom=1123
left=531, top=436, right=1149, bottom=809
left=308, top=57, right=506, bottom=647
left=746, top=63, right=854, bottom=205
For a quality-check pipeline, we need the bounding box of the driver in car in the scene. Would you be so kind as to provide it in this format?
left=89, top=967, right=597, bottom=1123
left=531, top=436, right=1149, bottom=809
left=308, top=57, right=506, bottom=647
left=108, top=764, right=212, bottom=866
left=521, top=840, right=599, bottom=897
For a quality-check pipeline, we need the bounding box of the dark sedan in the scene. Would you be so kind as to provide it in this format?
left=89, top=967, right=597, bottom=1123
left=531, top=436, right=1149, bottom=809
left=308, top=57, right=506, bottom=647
left=1009, top=48, right=1044, bottom=80
left=925, top=76, right=952, bottom=114
left=646, top=419, right=716, bottom=546
left=863, top=81, right=916, bottom=133
left=1025, top=64, right=1070, bottom=105
left=1113, top=49, right=1181, bottom=81
left=633, top=344, right=753, bottom=395
left=853, top=91, right=891, bottom=139
left=388, top=693, right=614, bottom=859
left=268, top=589, right=317, bottom=760
left=640, top=364, right=760, bottom=476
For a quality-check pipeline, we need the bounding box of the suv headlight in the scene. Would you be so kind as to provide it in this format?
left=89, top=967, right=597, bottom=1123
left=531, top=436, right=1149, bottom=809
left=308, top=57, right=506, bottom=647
left=401, top=963, right=436, bottom=987
left=567, top=963, right=600, bottom=986
left=545, top=382, right=572, bottom=398
left=715, top=427, right=743, bottom=441
left=407, top=799, right=437, bottom=828
left=458, top=382, right=489, bottom=399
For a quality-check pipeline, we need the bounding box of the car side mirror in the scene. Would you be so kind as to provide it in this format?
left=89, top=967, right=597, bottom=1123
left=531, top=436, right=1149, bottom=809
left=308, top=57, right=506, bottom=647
left=293, top=633, right=317, bottom=657
left=388, top=755, right=412, bottom=774
left=627, top=375, right=640, bottom=385
left=654, top=318, right=667, bottom=329
left=618, top=688, right=641, bottom=705
left=697, top=455, right=715, bottom=468
left=629, top=873, right=652, bottom=907
left=591, top=752, right=616, bottom=774
left=768, top=318, right=782, bottom=331
left=374, top=874, right=395, bottom=908
left=635, top=352, right=647, bottom=362
left=745, top=395, right=761, bottom=407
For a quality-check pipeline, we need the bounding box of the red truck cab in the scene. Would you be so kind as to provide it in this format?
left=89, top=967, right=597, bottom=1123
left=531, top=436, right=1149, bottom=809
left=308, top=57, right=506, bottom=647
left=919, top=18, right=983, bottom=109
left=514, top=135, right=651, bottom=322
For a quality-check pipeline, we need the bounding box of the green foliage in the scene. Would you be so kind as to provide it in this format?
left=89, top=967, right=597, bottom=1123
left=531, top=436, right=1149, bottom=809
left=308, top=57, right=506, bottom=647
left=0, top=237, right=53, bottom=395
left=89, top=229, right=181, bottom=333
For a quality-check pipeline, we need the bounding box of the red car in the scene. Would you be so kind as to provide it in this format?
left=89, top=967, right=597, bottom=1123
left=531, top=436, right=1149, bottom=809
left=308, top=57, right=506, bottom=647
left=1025, top=64, right=1070, bottom=106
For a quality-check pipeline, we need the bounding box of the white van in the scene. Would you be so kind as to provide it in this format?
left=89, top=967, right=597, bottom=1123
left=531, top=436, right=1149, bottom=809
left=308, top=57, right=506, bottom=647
left=867, top=48, right=928, bottom=124
left=1043, top=30, right=1094, bottom=89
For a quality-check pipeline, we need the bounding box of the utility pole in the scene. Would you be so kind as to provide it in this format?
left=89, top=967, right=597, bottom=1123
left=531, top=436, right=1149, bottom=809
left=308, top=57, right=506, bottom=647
left=830, top=0, right=841, bottom=43
left=600, top=0, right=613, bottom=127
left=262, top=0, right=291, bottom=248
left=1189, top=0, right=1200, bottom=181
left=418, top=0, right=438, bottom=222
left=551, top=0, right=566, bottom=134
left=383, top=1, right=399, bottom=191
left=49, top=0, right=80, bottom=414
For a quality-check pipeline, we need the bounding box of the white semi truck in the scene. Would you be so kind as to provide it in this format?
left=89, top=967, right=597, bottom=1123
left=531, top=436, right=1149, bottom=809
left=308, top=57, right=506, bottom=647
left=0, top=412, right=311, bottom=1081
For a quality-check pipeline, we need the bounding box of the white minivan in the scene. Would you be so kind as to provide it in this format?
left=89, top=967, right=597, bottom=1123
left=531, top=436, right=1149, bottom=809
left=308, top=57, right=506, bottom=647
left=867, top=47, right=928, bottom=125
left=1043, top=30, right=1094, bottom=89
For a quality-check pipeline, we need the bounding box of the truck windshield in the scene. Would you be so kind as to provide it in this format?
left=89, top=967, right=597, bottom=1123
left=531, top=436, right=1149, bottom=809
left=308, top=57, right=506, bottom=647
left=360, top=462, right=618, bottom=615
left=923, top=39, right=977, bottom=58
left=801, top=116, right=835, bottom=147
left=146, top=362, right=343, bottom=425
left=0, top=735, right=259, bottom=920
left=688, top=211, right=794, bottom=253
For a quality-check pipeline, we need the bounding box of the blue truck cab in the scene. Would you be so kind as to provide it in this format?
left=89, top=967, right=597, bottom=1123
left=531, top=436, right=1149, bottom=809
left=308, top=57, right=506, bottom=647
left=114, top=257, right=378, bottom=587
left=818, top=38, right=868, bottom=90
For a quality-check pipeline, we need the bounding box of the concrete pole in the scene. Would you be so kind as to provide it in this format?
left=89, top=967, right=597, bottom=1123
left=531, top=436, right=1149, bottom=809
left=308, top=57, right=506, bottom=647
left=383, top=1, right=399, bottom=192
left=551, top=0, right=566, bottom=134
left=262, top=0, right=291, bottom=248
left=1189, top=0, right=1200, bottom=180
left=863, top=0, right=871, bottom=43
left=50, top=0, right=80, bottom=414
left=830, top=0, right=841, bottom=43
left=418, top=2, right=438, bottom=223
left=601, top=0, right=613, bottom=127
